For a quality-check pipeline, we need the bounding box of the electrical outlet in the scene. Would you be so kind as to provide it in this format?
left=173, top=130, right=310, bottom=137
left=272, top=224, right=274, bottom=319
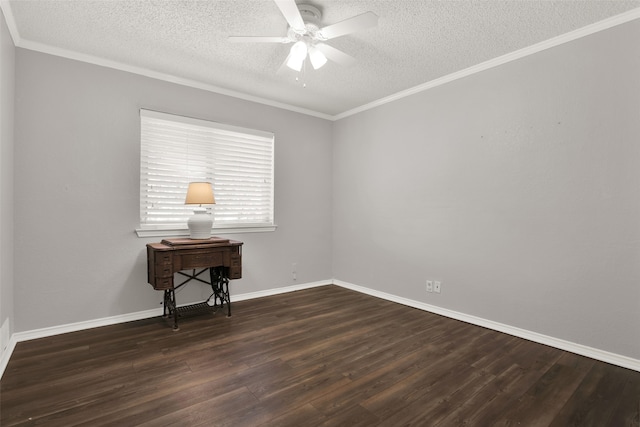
left=434, top=281, right=441, bottom=293
left=426, top=280, right=433, bottom=292
left=292, top=263, right=297, bottom=281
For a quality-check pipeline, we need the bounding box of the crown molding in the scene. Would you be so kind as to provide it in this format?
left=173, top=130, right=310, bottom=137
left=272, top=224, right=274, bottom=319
left=334, top=7, right=640, bottom=120
left=20, top=38, right=335, bottom=120
left=0, top=0, right=332, bottom=121
left=0, top=0, right=18, bottom=45
left=2, top=0, right=639, bottom=122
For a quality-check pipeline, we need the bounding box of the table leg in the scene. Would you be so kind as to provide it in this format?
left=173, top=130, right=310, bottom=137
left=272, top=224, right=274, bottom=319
left=210, top=267, right=231, bottom=317
left=163, top=289, right=179, bottom=330
left=163, top=290, right=169, bottom=317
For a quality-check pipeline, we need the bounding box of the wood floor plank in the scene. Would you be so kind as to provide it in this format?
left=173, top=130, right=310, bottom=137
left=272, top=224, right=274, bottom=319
left=258, top=403, right=326, bottom=427
left=359, top=345, right=480, bottom=419
left=548, top=362, right=619, bottom=427
left=437, top=362, right=528, bottom=425
left=2, top=285, right=639, bottom=426
left=492, top=359, right=594, bottom=426
left=607, top=375, right=640, bottom=427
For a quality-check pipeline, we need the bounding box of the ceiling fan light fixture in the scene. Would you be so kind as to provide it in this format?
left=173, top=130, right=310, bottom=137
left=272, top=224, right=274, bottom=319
left=286, top=40, right=308, bottom=71
left=230, top=1, right=379, bottom=75
left=309, top=46, right=327, bottom=69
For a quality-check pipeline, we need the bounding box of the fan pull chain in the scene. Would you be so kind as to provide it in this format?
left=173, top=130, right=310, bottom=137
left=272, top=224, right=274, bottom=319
left=295, top=76, right=307, bottom=88
left=295, top=59, right=308, bottom=88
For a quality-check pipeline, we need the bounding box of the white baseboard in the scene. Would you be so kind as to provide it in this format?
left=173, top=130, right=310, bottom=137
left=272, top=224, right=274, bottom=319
left=7, top=280, right=329, bottom=346
left=232, top=280, right=329, bottom=302
left=333, top=279, right=640, bottom=372
left=1, top=308, right=162, bottom=379
left=0, top=280, right=331, bottom=379
left=12, top=307, right=164, bottom=344
left=0, top=334, right=16, bottom=379
left=2, top=278, right=638, bottom=379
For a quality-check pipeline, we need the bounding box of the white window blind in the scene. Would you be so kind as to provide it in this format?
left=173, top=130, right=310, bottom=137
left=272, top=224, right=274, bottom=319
left=139, top=109, right=274, bottom=234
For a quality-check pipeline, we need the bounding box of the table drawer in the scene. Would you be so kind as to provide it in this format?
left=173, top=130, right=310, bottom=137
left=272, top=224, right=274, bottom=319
left=154, top=264, right=174, bottom=277
left=156, top=253, right=172, bottom=264
left=180, top=251, right=223, bottom=269
left=153, top=276, right=173, bottom=290
left=228, top=256, right=242, bottom=279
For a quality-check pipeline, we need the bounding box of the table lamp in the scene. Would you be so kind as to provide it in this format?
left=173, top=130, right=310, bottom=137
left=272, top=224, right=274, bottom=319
left=185, top=182, right=215, bottom=239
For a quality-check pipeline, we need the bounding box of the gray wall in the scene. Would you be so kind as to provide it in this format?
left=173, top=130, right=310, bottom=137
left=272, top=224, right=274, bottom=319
left=7, top=13, right=640, bottom=363
left=0, top=8, right=15, bottom=346
left=13, top=49, right=333, bottom=332
left=332, top=20, right=640, bottom=359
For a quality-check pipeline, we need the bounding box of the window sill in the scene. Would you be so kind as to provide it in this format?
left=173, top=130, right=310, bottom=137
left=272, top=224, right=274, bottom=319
left=135, top=224, right=277, bottom=238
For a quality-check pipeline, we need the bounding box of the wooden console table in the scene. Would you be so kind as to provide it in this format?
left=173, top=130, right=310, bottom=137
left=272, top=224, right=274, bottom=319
left=146, top=237, right=243, bottom=330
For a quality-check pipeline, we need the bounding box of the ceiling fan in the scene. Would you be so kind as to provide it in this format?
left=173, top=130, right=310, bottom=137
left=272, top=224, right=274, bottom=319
left=229, top=0, right=378, bottom=72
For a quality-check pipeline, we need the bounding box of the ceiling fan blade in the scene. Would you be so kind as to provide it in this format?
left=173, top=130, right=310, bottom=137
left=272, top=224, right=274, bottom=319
left=315, top=43, right=356, bottom=67
left=228, top=36, right=291, bottom=43
left=318, top=11, right=378, bottom=40
left=273, top=0, right=305, bottom=32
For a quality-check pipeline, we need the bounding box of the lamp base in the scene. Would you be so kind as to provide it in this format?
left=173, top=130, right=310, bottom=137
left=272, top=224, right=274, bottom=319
left=187, top=208, right=212, bottom=239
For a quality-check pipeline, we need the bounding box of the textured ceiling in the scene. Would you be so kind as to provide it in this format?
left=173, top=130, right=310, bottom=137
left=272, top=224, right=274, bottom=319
left=4, top=0, right=640, bottom=118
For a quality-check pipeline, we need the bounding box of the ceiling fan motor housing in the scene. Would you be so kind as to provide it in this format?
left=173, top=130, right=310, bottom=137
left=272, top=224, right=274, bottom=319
left=289, top=3, right=326, bottom=41
left=298, top=4, right=322, bottom=26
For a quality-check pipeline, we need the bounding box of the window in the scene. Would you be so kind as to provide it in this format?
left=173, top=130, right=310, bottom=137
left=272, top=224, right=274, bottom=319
left=136, top=109, right=275, bottom=237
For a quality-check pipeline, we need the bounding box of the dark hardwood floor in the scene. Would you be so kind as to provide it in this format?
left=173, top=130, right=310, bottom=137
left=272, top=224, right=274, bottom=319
left=1, top=285, right=639, bottom=426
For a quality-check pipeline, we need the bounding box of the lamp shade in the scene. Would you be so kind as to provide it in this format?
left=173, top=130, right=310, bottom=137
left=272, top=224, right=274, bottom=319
left=185, top=182, right=215, bottom=205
